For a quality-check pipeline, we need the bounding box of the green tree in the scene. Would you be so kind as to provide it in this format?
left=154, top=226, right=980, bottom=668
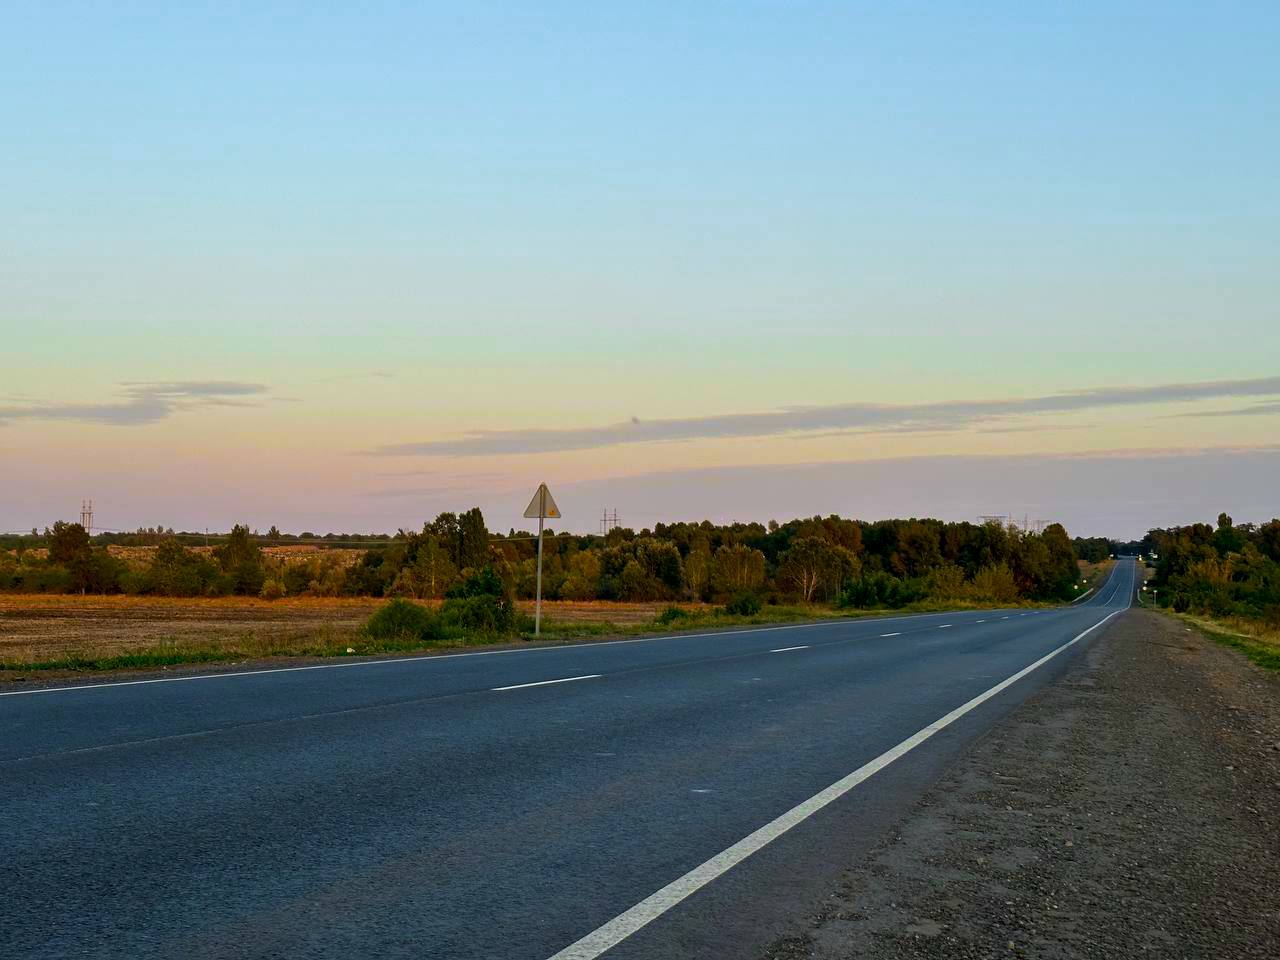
left=684, top=539, right=713, bottom=601
left=561, top=551, right=601, bottom=600
left=48, top=521, right=93, bottom=592
left=711, top=544, right=766, bottom=595
left=458, top=508, right=490, bottom=571
left=214, top=525, right=266, bottom=595
left=48, top=521, right=91, bottom=566
left=779, top=537, right=837, bottom=602
left=215, top=525, right=262, bottom=570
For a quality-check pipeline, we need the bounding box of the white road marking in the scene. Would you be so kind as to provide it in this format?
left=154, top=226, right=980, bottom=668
left=0, top=610, right=996, bottom=699
left=879, top=632, right=901, bottom=637
left=975, top=620, right=986, bottom=623
left=1000, top=616, right=1011, bottom=620
left=491, top=675, right=601, bottom=692
left=543, top=607, right=1128, bottom=960
left=769, top=645, right=810, bottom=653
left=938, top=624, right=953, bottom=629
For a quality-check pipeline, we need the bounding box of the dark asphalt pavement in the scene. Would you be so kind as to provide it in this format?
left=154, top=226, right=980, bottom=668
left=0, top=561, right=1136, bottom=959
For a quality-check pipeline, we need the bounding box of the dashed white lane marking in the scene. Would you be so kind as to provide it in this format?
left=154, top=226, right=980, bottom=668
left=1000, top=616, right=1011, bottom=620
left=879, top=632, right=901, bottom=637
left=975, top=619, right=986, bottom=623
left=0, top=609, right=1004, bottom=699
left=491, top=675, right=601, bottom=692
left=938, top=624, right=953, bottom=629
left=769, top=645, right=810, bottom=653
left=544, top=608, right=1128, bottom=960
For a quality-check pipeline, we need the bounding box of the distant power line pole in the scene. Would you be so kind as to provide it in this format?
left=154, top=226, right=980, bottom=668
left=80, top=500, right=93, bottom=534
left=599, top=509, right=620, bottom=536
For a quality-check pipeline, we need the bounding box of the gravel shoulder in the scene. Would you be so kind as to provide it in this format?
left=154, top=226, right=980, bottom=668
left=762, top=609, right=1280, bottom=959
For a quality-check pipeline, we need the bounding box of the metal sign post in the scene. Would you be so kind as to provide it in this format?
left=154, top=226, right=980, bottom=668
left=523, top=483, right=561, bottom=636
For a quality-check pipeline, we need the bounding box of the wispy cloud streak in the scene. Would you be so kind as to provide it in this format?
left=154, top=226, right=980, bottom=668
left=0, top=381, right=270, bottom=426
left=372, top=375, right=1280, bottom=457
left=1165, top=400, right=1280, bottom=419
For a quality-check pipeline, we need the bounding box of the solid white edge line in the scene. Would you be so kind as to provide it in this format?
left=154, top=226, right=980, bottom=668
left=544, top=605, right=1129, bottom=960
left=0, top=609, right=1000, bottom=699
left=491, top=675, right=601, bottom=692
left=769, top=645, right=810, bottom=653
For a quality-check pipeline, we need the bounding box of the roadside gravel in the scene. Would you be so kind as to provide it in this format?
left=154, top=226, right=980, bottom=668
left=762, top=609, right=1280, bottom=959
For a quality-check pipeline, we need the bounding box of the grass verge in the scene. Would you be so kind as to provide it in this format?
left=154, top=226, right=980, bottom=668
left=1178, top=612, right=1280, bottom=672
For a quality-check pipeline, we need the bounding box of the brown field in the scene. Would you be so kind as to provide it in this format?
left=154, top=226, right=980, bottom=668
left=1077, top=557, right=1115, bottom=587
left=0, top=594, right=708, bottom=665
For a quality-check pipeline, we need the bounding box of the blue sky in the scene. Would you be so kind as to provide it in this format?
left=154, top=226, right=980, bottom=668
left=3, top=2, right=1277, bottom=537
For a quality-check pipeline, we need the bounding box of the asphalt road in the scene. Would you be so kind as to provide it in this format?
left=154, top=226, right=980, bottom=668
left=1, top=560, right=1136, bottom=960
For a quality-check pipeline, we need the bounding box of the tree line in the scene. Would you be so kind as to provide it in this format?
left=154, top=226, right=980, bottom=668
left=1142, top=514, right=1280, bottom=623
left=1, top=508, right=1082, bottom=607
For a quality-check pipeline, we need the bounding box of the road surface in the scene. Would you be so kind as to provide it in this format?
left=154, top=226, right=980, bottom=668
left=0, top=560, right=1136, bottom=959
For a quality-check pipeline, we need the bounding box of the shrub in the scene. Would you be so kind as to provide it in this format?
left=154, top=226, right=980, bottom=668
left=439, top=593, right=515, bottom=634
left=969, top=563, right=1020, bottom=604
left=724, top=592, right=763, bottom=616
left=365, top=598, right=439, bottom=641
left=654, top=605, right=690, bottom=625
left=839, top=572, right=926, bottom=609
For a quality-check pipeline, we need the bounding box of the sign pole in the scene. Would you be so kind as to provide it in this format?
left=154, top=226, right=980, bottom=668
left=522, top=483, right=559, bottom=640
left=535, top=499, right=545, bottom=637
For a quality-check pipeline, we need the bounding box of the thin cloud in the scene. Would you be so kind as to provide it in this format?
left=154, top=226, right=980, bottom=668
left=977, top=423, right=1095, bottom=434
left=370, top=375, right=1280, bottom=458
left=0, top=381, right=271, bottom=427
left=1164, top=400, right=1280, bottom=419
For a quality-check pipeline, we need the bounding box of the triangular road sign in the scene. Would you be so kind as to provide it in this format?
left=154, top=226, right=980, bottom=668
left=523, top=483, right=561, bottom=520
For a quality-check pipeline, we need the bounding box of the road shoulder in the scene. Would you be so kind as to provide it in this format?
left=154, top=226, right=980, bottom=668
left=762, top=609, right=1280, bottom=959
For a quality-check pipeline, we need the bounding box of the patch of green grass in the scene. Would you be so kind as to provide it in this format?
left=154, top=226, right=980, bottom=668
left=1179, top=614, right=1280, bottom=672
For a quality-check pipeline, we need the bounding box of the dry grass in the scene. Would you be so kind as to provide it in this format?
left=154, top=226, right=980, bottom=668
left=1077, top=558, right=1115, bottom=584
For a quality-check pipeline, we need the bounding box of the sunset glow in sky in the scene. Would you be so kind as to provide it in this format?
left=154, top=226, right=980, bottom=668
left=4, top=3, right=1278, bottom=538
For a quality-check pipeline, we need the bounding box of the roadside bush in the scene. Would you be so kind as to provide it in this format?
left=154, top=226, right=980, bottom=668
left=436, top=564, right=518, bottom=635
left=839, top=572, right=927, bottom=609
left=724, top=592, right=763, bottom=616
left=969, top=563, right=1020, bottom=604
left=440, top=593, right=515, bottom=634
left=365, top=598, right=440, bottom=641
left=654, top=605, right=690, bottom=625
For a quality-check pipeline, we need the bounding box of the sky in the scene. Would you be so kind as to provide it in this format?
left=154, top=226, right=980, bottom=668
left=2, top=2, right=1277, bottom=539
